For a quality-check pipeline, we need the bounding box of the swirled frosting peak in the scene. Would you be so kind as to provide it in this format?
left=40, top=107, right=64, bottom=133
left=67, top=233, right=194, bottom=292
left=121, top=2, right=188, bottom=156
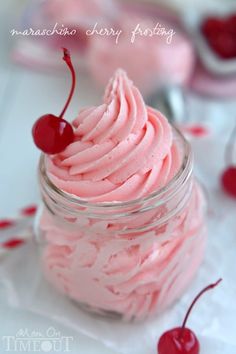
left=46, top=69, right=181, bottom=202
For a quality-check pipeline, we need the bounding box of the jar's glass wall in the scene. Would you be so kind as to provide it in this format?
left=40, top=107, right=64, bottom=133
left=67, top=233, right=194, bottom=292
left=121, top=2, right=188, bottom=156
left=35, top=128, right=207, bottom=321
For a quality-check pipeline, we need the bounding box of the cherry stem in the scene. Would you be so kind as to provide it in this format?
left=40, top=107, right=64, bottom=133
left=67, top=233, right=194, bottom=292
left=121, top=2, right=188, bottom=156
left=179, top=278, right=222, bottom=339
left=59, top=48, right=76, bottom=119
left=225, top=123, right=236, bottom=166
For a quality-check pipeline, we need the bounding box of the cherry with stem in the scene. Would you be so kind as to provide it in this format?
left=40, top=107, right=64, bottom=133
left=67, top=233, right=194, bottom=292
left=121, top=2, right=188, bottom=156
left=32, top=48, right=76, bottom=154
left=157, top=278, right=222, bottom=354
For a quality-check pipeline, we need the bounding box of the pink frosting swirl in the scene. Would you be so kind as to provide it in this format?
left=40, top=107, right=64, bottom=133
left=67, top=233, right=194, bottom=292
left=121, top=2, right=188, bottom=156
left=46, top=70, right=181, bottom=202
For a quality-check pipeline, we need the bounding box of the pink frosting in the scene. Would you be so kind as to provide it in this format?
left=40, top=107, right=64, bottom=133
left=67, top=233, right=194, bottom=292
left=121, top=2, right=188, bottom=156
left=40, top=70, right=206, bottom=319
left=87, top=17, right=195, bottom=94
left=40, top=182, right=206, bottom=320
left=46, top=70, right=181, bottom=202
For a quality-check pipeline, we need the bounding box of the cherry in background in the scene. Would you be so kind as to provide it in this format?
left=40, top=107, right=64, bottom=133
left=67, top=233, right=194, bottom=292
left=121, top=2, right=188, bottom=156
left=221, top=123, right=236, bottom=198
left=201, top=14, right=236, bottom=59
left=221, top=167, right=236, bottom=197
left=157, top=279, right=222, bottom=354
left=32, top=48, right=75, bottom=154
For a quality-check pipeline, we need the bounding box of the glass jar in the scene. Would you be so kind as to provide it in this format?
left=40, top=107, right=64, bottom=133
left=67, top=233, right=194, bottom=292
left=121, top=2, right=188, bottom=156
left=35, top=128, right=207, bottom=321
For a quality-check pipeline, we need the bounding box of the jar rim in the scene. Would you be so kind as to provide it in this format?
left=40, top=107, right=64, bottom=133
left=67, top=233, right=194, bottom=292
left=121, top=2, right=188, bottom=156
left=39, top=126, right=192, bottom=211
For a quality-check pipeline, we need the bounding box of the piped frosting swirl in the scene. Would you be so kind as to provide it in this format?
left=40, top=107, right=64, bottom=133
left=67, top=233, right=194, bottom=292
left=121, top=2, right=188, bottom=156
left=47, top=70, right=181, bottom=202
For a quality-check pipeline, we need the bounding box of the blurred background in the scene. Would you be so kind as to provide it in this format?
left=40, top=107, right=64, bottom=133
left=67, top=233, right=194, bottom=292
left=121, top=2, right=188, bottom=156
left=0, top=0, right=236, bottom=216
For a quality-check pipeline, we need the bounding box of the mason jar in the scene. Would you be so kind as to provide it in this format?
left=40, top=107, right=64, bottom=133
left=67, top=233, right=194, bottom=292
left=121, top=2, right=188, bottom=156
left=35, top=127, right=207, bottom=321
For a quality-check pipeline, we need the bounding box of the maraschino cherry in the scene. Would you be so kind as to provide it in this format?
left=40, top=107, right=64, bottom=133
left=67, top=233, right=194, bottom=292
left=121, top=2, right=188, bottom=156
left=221, top=124, right=236, bottom=198
left=32, top=48, right=75, bottom=154
left=157, top=279, right=222, bottom=354
left=201, top=14, right=236, bottom=59
left=221, top=167, right=236, bottom=197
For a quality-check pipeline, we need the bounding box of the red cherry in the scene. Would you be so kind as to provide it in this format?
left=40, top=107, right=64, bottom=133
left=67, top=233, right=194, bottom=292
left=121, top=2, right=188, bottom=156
left=32, top=114, right=74, bottom=154
left=32, top=48, right=76, bottom=154
left=157, top=279, right=222, bottom=354
left=221, top=166, right=236, bottom=198
left=158, top=328, right=199, bottom=354
left=221, top=123, right=236, bottom=197
left=201, top=15, right=236, bottom=59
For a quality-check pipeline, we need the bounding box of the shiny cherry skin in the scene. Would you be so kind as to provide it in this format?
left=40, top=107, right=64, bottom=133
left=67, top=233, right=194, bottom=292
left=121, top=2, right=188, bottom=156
left=221, top=166, right=236, bottom=198
left=32, top=114, right=74, bottom=154
left=158, top=328, right=199, bottom=354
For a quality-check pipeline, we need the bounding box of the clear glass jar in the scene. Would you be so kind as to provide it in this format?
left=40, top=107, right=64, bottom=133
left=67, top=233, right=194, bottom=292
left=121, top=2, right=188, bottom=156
left=35, top=128, right=207, bottom=321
